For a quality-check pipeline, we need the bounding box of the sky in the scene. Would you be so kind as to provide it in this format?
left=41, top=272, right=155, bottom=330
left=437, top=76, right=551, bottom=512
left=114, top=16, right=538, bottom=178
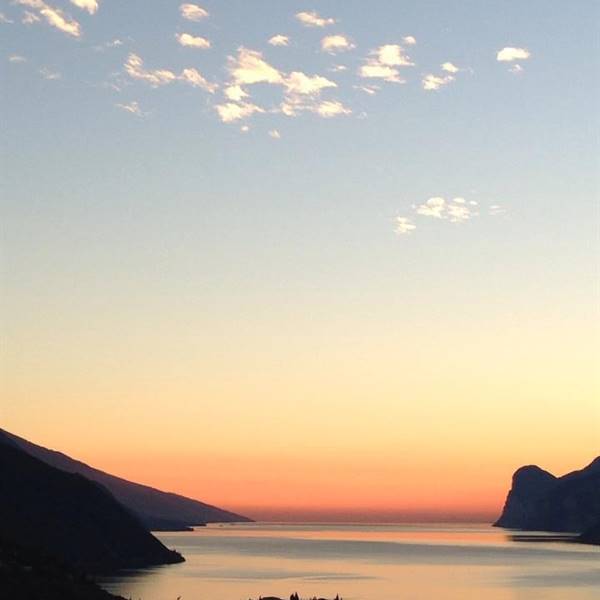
left=1, top=0, right=599, bottom=521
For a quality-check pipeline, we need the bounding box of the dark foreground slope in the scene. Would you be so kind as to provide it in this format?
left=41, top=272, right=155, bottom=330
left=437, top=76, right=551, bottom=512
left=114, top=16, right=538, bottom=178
left=0, top=428, right=250, bottom=530
left=0, top=440, right=183, bottom=573
left=0, top=536, right=125, bottom=600
left=494, top=457, right=600, bottom=537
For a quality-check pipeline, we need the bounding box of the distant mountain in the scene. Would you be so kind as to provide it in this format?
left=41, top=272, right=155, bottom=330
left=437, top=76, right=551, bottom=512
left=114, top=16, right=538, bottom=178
left=0, top=428, right=251, bottom=530
left=494, top=457, right=600, bottom=536
left=0, top=438, right=184, bottom=573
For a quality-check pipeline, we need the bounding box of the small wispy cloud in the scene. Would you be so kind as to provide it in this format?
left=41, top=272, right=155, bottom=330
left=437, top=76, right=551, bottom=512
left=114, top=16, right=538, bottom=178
left=0, top=12, right=14, bottom=23
left=395, top=217, right=416, bottom=235
left=180, top=67, right=217, bottom=92
left=39, top=67, right=61, bottom=80
left=22, top=11, right=40, bottom=24
left=180, top=3, right=208, bottom=21
left=441, top=62, right=459, bottom=74
left=8, top=54, right=27, bottom=63
left=176, top=32, right=210, bottom=49
left=497, top=47, right=530, bottom=62
left=359, top=44, right=414, bottom=82
left=15, top=0, right=81, bottom=37
left=314, top=100, right=351, bottom=118
left=268, top=129, right=281, bottom=139
left=268, top=34, right=289, bottom=47
left=69, top=0, right=98, bottom=15
left=116, top=100, right=146, bottom=117
left=403, top=36, right=416, bottom=45
left=295, top=11, right=335, bottom=27
left=321, top=34, right=355, bottom=54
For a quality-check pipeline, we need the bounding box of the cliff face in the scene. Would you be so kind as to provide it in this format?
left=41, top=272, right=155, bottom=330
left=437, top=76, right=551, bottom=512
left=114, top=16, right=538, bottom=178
left=494, top=457, right=600, bottom=534
left=0, top=439, right=184, bottom=573
left=0, top=427, right=251, bottom=529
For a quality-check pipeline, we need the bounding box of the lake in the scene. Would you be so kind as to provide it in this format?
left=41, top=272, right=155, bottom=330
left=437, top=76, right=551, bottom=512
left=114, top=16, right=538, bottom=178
left=100, top=523, right=600, bottom=600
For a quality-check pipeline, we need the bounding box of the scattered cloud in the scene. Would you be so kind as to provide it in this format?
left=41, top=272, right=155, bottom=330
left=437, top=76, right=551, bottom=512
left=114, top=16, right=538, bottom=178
left=240, top=125, right=250, bottom=133
left=330, top=64, right=347, bottom=72
left=441, top=62, right=459, bottom=74
left=422, top=73, right=454, bottom=90
left=124, top=53, right=216, bottom=91
left=395, top=217, right=416, bottom=235
left=314, top=100, right=351, bottom=118
left=180, top=3, right=208, bottom=21
left=295, top=11, right=335, bottom=28
left=489, top=204, right=506, bottom=216
left=321, top=34, right=355, bottom=54
left=403, top=36, right=416, bottom=45
left=39, top=67, right=61, bottom=80
left=116, top=100, right=146, bottom=117
left=268, top=34, right=289, bottom=47
left=0, top=12, right=14, bottom=23
left=8, top=54, right=27, bottom=63
left=283, top=71, right=336, bottom=95
left=355, top=84, right=379, bottom=95
left=509, top=64, right=524, bottom=74
left=22, top=11, right=40, bottom=24
left=497, top=47, right=530, bottom=62
left=215, top=101, right=264, bottom=123
left=359, top=44, right=413, bottom=82
left=15, top=0, right=81, bottom=37
left=228, top=47, right=283, bottom=85
left=268, top=129, right=281, bottom=139
left=69, top=0, right=98, bottom=15
left=176, top=32, right=210, bottom=49
left=180, top=67, right=217, bottom=92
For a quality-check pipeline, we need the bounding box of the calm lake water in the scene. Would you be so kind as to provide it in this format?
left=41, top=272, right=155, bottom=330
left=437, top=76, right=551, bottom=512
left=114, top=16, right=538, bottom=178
left=100, top=523, right=600, bottom=600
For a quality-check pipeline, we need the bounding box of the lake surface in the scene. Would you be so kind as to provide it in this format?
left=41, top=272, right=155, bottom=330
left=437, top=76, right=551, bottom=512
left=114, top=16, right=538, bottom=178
left=100, top=523, right=600, bottom=600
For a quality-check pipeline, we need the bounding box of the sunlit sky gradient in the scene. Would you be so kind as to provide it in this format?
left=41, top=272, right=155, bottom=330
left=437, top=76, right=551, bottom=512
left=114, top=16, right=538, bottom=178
left=1, top=0, right=599, bottom=521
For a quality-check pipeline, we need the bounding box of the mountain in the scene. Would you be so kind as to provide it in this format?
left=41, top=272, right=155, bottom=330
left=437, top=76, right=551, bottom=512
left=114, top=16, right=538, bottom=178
left=0, top=428, right=251, bottom=530
left=0, top=438, right=184, bottom=573
left=0, top=535, right=125, bottom=600
left=494, top=457, right=600, bottom=535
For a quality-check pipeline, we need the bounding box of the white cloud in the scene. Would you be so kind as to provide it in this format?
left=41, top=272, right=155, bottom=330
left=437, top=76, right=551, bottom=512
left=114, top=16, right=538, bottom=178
left=125, top=53, right=177, bottom=87
left=215, top=101, right=264, bottom=123
left=403, top=35, right=416, bottom=45
left=228, top=48, right=282, bottom=85
left=355, top=85, right=379, bottom=95
left=321, top=34, right=355, bottom=54
left=268, top=129, right=281, bottom=139
left=180, top=67, right=217, bottom=92
left=69, top=0, right=98, bottom=15
left=180, top=3, right=208, bottom=21
left=359, top=44, right=413, bottom=82
left=441, top=62, right=459, bottom=73
left=314, top=100, right=351, bottom=118
left=283, top=71, right=336, bottom=95
left=8, top=54, right=26, bottom=63
left=395, top=217, right=416, bottom=234
left=224, top=84, right=248, bottom=101
left=415, top=197, right=478, bottom=221
left=295, top=11, right=335, bottom=27
left=422, top=73, right=455, bottom=90
left=330, top=64, right=347, bottom=72
left=416, top=197, right=446, bottom=218
left=39, top=67, right=61, bottom=80
left=497, top=47, right=530, bottom=62
left=116, top=101, right=146, bottom=117
left=268, top=34, right=289, bottom=47
left=240, top=125, right=250, bottom=133
left=176, top=32, right=210, bottom=49
left=15, top=0, right=81, bottom=37
left=509, top=64, right=524, bottom=74
left=0, top=12, right=14, bottom=23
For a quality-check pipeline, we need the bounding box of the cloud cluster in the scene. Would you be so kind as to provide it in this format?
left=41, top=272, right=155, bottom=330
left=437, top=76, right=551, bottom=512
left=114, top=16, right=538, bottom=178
left=359, top=44, right=414, bottom=83
left=395, top=196, right=504, bottom=236
left=295, top=11, right=335, bottom=27
left=15, top=0, right=81, bottom=37
left=422, top=62, right=462, bottom=90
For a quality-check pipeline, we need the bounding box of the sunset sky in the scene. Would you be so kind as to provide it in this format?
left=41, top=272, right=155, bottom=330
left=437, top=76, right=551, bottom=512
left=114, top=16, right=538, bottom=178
left=1, top=0, right=599, bottom=521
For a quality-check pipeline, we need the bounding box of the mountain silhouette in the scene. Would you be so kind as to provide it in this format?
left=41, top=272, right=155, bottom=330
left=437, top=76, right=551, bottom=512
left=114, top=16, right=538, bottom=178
left=494, top=457, right=600, bottom=537
left=0, top=427, right=251, bottom=530
left=0, top=435, right=184, bottom=573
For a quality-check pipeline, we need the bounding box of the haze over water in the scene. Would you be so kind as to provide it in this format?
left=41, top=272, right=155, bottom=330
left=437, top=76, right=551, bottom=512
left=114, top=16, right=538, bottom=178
left=100, top=523, right=600, bottom=600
